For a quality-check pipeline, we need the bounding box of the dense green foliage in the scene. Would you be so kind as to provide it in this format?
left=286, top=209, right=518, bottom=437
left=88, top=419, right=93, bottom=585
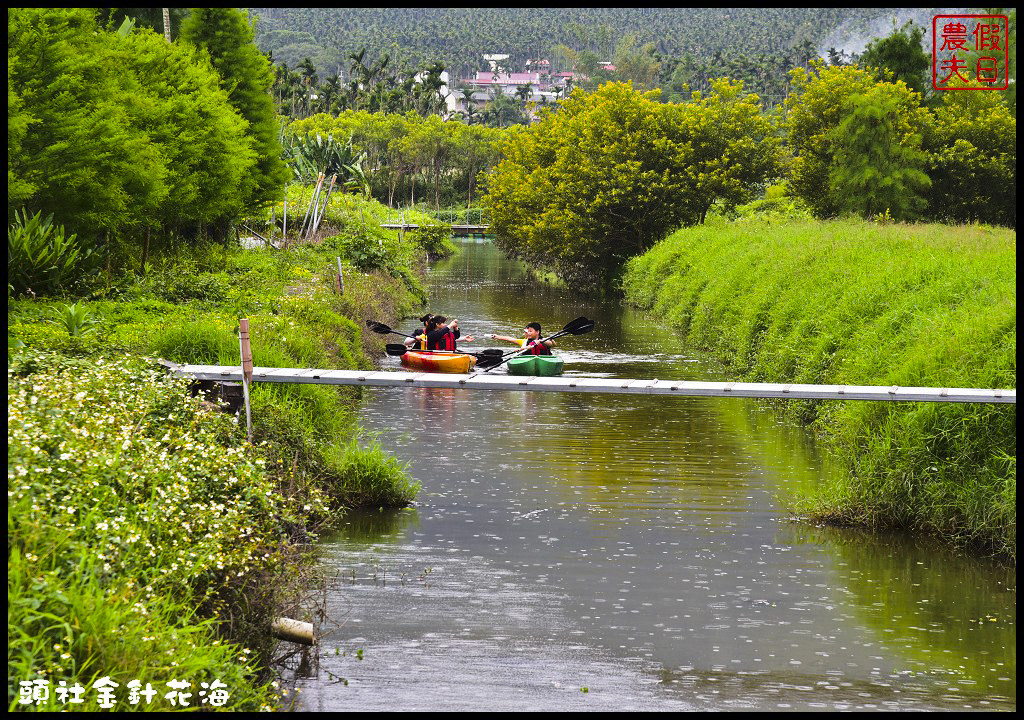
left=9, top=355, right=287, bottom=711
left=251, top=8, right=904, bottom=104
left=827, top=86, right=931, bottom=219
left=623, top=219, right=1016, bottom=558
left=486, top=81, right=780, bottom=289
left=857, top=20, right=930, bottom=97
left=9, top=9, right=177, bottom=239
left=8, top=8, right=285, bottom=262
left=784, top=61, right=1016, bottom=226
left=7, top=189, right=428, bottom=708
left=287, top=112, right=503, bottom=209
left=924, top=91, right=1017, bottom=227
left=7, top=210, right=93, bottom=297
left=181, top=8, right=289, bottom=215
left=784, top=62, right=932, bottom=221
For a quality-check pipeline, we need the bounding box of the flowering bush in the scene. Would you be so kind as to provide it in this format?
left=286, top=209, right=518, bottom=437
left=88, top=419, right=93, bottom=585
left=8, top=352, right=326, bottom=710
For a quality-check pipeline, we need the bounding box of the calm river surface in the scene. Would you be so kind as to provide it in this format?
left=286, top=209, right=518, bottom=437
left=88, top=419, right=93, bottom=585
left=295, top=239, right=1015, bottom=711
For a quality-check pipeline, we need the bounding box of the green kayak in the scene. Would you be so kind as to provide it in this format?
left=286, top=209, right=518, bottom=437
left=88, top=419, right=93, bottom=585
left=506, top=354, right=564, bottom=376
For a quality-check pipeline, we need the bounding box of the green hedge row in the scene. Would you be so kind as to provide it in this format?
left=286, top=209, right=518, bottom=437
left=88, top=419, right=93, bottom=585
left=623, top=218, right=1016, bottom=558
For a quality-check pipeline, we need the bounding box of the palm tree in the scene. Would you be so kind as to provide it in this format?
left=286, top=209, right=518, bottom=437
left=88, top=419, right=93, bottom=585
left=274, top=62, right=291, bottom=108
left=298, top=57, right=318, bottom=89
left=295, top=57, right=319, bottom=118
left=349, top=48, right=368, bottom=80
left=462, top=99, right=480, bottom=125
left=484, top=85, right=525, bottom=128
left=416, top=62, right=447, bottom=117
left=320, top=74, right=341, bottom=115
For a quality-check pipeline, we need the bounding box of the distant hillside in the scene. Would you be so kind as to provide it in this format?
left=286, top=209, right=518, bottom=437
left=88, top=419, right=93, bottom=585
left=249, top=7, right=949, bottom=81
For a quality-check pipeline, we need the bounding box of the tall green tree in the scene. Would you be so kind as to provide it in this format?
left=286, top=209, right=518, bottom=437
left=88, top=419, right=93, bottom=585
left=180, top=8, right=289, bottom=216
left=8, top=8, right=168, bottom=240
left=785, top=62, right=931, bottom=219
left=925, top=90, right=1016, bottom=226
left=9, top=7, right=263, bottom=263
left=485, top=81, right=780, bottom=289
left=828, top=88, right=931, bottom=219
left=125, top=29, right=258, bottom=231
left=858, top=20, right=930, bottom=98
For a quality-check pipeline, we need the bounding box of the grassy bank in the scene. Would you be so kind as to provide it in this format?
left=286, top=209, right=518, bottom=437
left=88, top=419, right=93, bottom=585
left=622, top=218, right=1015, bottom=559
left=8, top=193, right=431, bottom=709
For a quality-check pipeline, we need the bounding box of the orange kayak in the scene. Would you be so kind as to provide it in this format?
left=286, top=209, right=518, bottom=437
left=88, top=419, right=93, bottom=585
left=399, top=350, right=477, bottom=374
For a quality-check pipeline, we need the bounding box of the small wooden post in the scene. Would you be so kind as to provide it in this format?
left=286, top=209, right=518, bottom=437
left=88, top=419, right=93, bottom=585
left=336, top=256, right=344, bottom=294
left=238, top=319, right=254, bottom=442
left=283, top=201, right=288, bottom=243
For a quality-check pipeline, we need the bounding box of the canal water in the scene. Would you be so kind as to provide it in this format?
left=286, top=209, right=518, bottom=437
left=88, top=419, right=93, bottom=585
left=295, top=239, right=1015, bottom=711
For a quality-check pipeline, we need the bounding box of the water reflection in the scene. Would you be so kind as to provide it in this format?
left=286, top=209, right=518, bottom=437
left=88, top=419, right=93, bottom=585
left=323, top=506, right=421, bottom=547
left=295, top=240, right=1015, bottom=711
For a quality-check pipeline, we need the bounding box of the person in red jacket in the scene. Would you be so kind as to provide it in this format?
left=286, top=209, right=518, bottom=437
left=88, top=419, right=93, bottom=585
left=424, top=316, right=474, bottom=351
left=489, top=322, right=553, bottom=355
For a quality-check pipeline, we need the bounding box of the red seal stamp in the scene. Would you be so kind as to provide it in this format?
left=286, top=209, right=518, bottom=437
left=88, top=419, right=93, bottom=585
left=933, top=14, right=1010, bottom=90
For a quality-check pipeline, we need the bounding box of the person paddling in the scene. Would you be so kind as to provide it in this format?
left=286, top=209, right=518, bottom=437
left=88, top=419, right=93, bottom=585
left=405, top=313, right=436, bottom=349
left=424, top=315, right=474, bottom=351
left=489, top=322, right=554, bottom=355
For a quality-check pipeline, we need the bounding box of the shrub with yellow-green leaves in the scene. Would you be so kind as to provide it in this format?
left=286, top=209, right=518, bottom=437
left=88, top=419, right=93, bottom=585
left=8, top=352, right=326, bottom=710
left=486, top=80, right=781, bottom=290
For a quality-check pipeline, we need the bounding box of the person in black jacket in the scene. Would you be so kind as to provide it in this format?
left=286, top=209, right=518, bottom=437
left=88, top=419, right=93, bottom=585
left=424, top=316, right=474, bottom=351
left=405, top=313, right=437, bottom=349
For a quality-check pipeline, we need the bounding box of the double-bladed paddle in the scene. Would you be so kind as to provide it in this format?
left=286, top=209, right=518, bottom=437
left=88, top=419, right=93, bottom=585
left=481, top=316, right=595, bottom=373
left=366, top=320, right=418, bottom=340
left=384, top=343, right=505, bottom=368
left=368, top=319, right=481, bottom=346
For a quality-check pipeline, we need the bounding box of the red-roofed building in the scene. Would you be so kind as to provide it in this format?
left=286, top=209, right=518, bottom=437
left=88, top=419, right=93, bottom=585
left=445, top=56, right=577, bottom=122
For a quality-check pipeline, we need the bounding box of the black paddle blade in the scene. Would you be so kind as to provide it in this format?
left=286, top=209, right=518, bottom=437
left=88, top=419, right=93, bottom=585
left=385, top=343, right=408, bottom=356
left=563, top=316, right=595, bottom=335
left=367, top=320, right=395, bottom=335
left=474, top=355, right=503, bottom=368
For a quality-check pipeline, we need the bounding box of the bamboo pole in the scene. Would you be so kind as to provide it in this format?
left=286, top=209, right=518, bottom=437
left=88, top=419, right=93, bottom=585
left=336, top=256, right=344, bottom=294
left=307, top=174, right=325, bottom=232
left=300, top=173, right=324, bottom=238
left=303, top=177, right=322, bottom=239
left=310, top=174, right=336, bottom=238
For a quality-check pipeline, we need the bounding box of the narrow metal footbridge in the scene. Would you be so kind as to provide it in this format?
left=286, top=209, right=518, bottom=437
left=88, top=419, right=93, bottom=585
left=166, top=364, right=1015, bottom=404
left=381, top=223, right=490, bottom=234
